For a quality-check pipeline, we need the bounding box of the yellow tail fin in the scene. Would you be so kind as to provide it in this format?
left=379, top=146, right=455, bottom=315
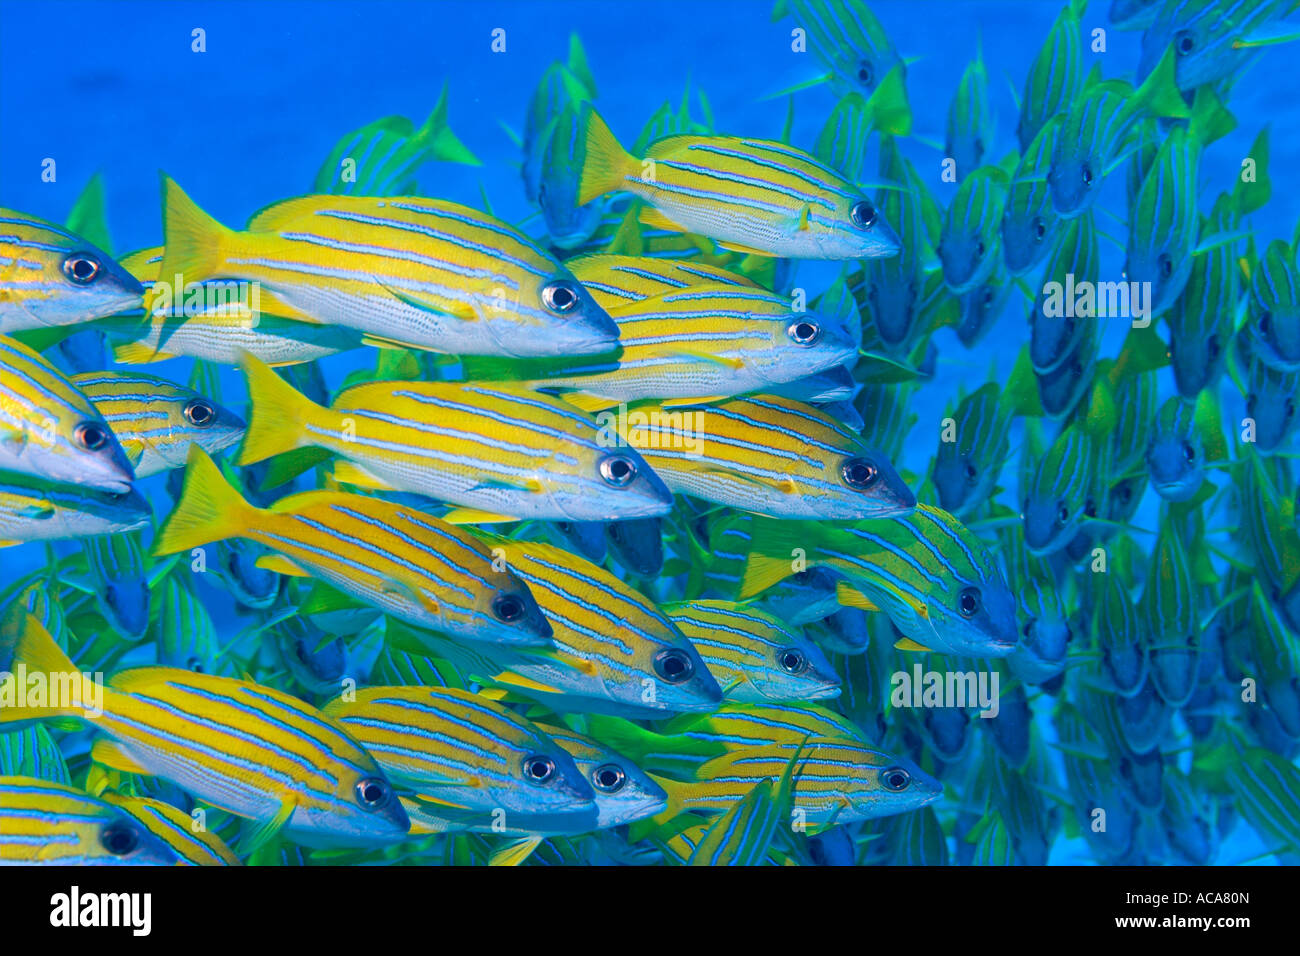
left=236, top=352, right=327, bottom=465
left=157, top=175, right=238, bottom=286
left=0, top=610, right=89, bottom=724
left=154, top=446, right=257, bottom=556
left=577, top=107, right=638, bottom=206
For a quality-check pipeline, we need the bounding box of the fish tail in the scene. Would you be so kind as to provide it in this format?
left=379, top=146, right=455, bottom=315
left=158, top=175, right=236, bottom=286
left=1131, top=45, right=1191, bottom=122
left=577, top=107, right=636, bottom=206
left=154, top=446, right=256, bottom=556
left=739, top=518, right=826, bottom=599
left=0, top=612, right=84, bottom=723
left=420, top=82, right=481, bottom=166
left=236, top=352, right=324, bottom=465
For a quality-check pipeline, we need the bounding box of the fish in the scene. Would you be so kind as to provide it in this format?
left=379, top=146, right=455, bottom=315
left=938, top=166, right=1006, bottom=294
left=606, top=516, right=665, bottom=576
left=1017, top=0, right=1087, bottom=151
left=614, top=394, right=915, bottom=520
left=100, top=248, right=365, bottom=367
left=73, top=371, right=246, bottom=477
left=771, top=0, right=908, bottom=102
left=535, top=722, right=669, bottom=828
left=156, top=179, right=619, bottom=357
left=1144, top=392, right=1224, bottom=502
left=463, top=283, right=859, bottom=407
left=408, top=535, right=722, bottom=717
left=1244, top=582, right=1300, bottom=739
left=945, top=38, right=995, bottom=179
left=154, top=447, right=553, bottom=648
left=1022, top=424, right=1102, bottom=556
left=536, top=102, right=608, bottom=249
left=237, top=353, right=673, bottom=523
left=1048, top=47, right=1190, bottom=219
left=0, top=472, right=151, bottom=546
left=576, top=109, right=902, bottom=260
left=1094, top=567, right=1148, bottom=696
left=523, top=34, right=598, bottom=204
left=651, top=739, right=942, bottom=826
left=1234, top=327, right=1300, bottom=452
left=155, top=573, right=227, bottom=675
left=1030, top=212, right=1099, bottom=374
left=741, top=504, right=1020, bottom=657
left=1244, top=238, right=1300, bottom=372
left=321, top=685, right=599, bottom=836
left=1003, top=115, right=1064, bottom=276
left=1136, top=0, right=1300, bottom=93
left=1139, top=523, right=1200, bottom=708
left=82, top=532, right=150, bottom=641
left=0, top=776, right=180, bottom=865
left=664, top=599, right=842, bottom=702
left=0, top=210, right=144, bottom=333
left=930, top=382, right=1012, bottom=519
left=0, top=610, right=410, bottom=848
left=860, top=135, right=938, bottom=348
left=0, top=333, right=137, bottom=492
left=100, top=791, right=242, bottom=866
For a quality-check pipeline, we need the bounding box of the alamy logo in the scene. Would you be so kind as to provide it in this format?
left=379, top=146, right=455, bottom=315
left=50, top=886, right=151, bottom=936
left=0, top=665, right=103, bottom=718
left=890, top=664, right=1000, bottom=718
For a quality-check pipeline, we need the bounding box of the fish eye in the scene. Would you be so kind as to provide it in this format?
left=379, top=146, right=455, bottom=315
left=1182, top=440, right=1196, bottom=463
left=62, top=252, right=102, bottom=284
left=1175, top=29, right=1195, bottom=56
left=1033, top=217, right=1046, bottom=241
left=1287, top=399, right=1296, bottom=420
left=1084, top=497, right=1097, bottom=518
left=592, top=763, right=627, bottom=793
left=857, top=62, right=874, bottom=86
left=1259, top=311, right=1272, bottom=335
left=841, top=457, right=879, bottom=489
left=964, top=461, right=978, bottom=483
left=879, top=767, right=911, bottom=791
left=958, top=587, right=980, bottom=617
left=186, top=656, right=205, bottom=672
left=523, top=755, right=556, bottom=783
left=653, top=648, right=695, bottom=684
left=867, top=284, right=879, bottom=301
left=788, top=319, right=821, bottom=345
left=1206, top=335, right=1220, bottom=359
left=1081, top=164, right=1094, bottom=187
left=184, top=399, right=216, bottom=427
left=599, top=454, right=638, bottom=486
left=1117, top=483, right=1132, bottom=505
left=99, top=821, right=140, bottom=856
left=976, top=241, right=986, bottom=258
left=1071, top=359, right=1084, bottom=377
left=1022, top=618, right=1035, bottom=639
left=1158, top=254, right=1173, bottom=279
left=982, top=287, right=994, bottom=308
left=778, top=648, right=808, bottom=674
left=850, top=200, right=878, bottom=229
left=355, top=777, right=393, bottom=810
left=542, top=279, right=581, bottom=314
left=1246, top=393, right=1257, bottom=413
left=492, top=592, right=527, bottom=622
left=1056, top=502, right=1070, bottom=524
left=607, top=523, right=623, bottom=542
left=557, top=521, right=572, bottom=533
left=74, top=422, right=110, bottom=451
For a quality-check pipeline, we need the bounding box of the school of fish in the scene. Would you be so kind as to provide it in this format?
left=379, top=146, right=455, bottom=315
left=2, top=0, right=1299, bottom=866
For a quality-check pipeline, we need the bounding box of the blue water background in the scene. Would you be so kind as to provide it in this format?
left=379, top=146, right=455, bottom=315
left=2, top=0, right=1297, bottom=864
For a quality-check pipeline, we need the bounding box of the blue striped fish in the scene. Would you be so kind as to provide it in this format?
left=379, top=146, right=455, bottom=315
left=237, top=353, right=672, bottom=523
left=616, top=394, right=915, bottom=520
left=0, top=333, right=136, bottom=492
left=1137, top=0, right=1300, bottom=93
left=1167, top=193, right=1240, bottom=396
left=930, top=382, right=1012, bottom=519
left=0, top=610, right=410, bottom=848
left=0, top=471, right=150, bottom=546
left=1002, top=115, right=1064, bottom=276
left=157, top=179, right=619, bottom=357
left=0, top=209, right=143, bottom=333
left=100, top=791, right=242, bottom=866
left=1022, top=424, right=1101, bottom=555
left=664, top=599, right=841, bottom=702
left=155, top=447, right=553, bottom=647
left=945, top=38, right=995, bottom=179
left=577, top=109, right=901, bottom=260
left=1017, top=0, right=1087, bottom=150
left=0, top=776, right=180, bottom=865
left=1245, top=238, right=1300, bottom=372
left=74, top=370, right=245, bottom=477
left=322, top=685, right=598, bottom=836
left=771, top=0, right=908, bottom=104
left=939, top=166, right=1005, bottom=294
